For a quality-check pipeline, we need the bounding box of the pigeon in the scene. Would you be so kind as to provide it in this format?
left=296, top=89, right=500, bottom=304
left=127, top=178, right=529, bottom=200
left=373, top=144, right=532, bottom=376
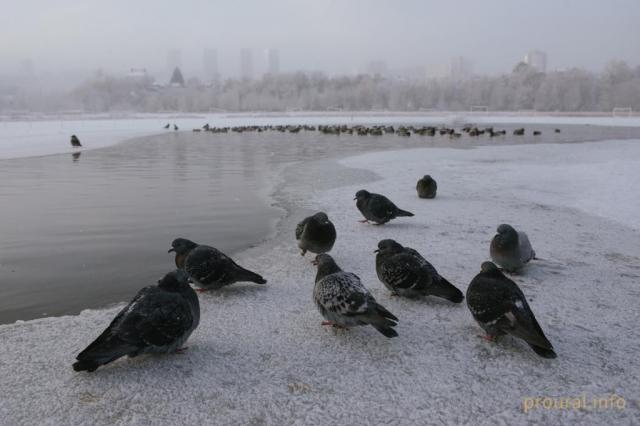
left=354, top=189, right=414, bottom=225
left=490, top=224, right=536, bottom=272
left=70, top=135, right=82, bottom=147
left=375, top=239, right=463, bottom=302
left=73, top=270, right=200, bottom=372
left=416, top=175, right=437, bottom=199
left=295, top=212, right=337, bottom=256
left=173, top=124, right=179, bottom=131
left=466, top=262, right=556, bottom=358
left=164, top=123, right=170, bottom=129
left=312, top=254, right=398, bottom=337
left=169, top=238, right=266, bottom=290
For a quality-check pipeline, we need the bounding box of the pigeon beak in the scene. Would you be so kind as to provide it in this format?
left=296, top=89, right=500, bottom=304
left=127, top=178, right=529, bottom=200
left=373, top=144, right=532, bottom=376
left=353, top=197, right=357, bottom=200
left=168, top=248, right=175, bottom=253
left=311, top=260, right=318, bottom=266
left=374, top=249, right=379, bottom=253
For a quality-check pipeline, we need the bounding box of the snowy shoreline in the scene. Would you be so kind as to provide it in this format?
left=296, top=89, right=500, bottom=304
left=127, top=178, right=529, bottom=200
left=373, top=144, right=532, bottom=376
left=1, top=138, right=639, bottom=424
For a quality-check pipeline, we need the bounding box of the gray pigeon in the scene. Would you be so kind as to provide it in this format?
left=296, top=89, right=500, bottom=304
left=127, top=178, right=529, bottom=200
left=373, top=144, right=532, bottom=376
left=73, top=270, right=200, bottom=372
left=354, top=189, right=414, bottom=225
left=490, top=224, right=536, bottom=272
left=375, top=239, right=463, bottom=302
left=169, top=238, right=266, bottom=290
left=416, top=175, right=437, bottom=199
left=295, top=212, right=337, bottom=256
left=466, top=261, right=556, bottom=358
left=70, top=134, right=82, bottom=147
left=312, top=254, right=398, bottom=337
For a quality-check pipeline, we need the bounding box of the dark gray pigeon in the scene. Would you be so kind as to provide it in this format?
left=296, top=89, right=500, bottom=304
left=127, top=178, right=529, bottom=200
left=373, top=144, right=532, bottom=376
left=354, top=189, right=414, bottom=225
left=416, top=175, right=437, bottom=199
left=164, top=123, right=170, bottom=129
left=490, top=224, right=536, bottom=272
left=312, top=254, right=398, bottom=337
left=375, top=239, right=463, bottom=302
left=73, top=270, right=200, bottom=372
left=466, top=261, right=556, bottom=358
left=169, top=238, right=266, bottom=290
left=70, top=134, right=82, bottom=147
left=295, top=212, right=337, bottom=256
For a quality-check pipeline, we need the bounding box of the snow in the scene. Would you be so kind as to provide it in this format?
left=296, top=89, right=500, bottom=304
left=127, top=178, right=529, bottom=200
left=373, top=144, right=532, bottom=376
left=1, top=139, right=640, bottom=424
left=3, top=112, right=640, bottom=160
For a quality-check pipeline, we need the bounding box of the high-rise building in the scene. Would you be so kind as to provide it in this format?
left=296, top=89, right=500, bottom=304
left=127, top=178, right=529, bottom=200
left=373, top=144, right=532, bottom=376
left=240, top=48, right=253, bottom=80
left=167, top=49, right=182, bottom=73
left=266, top=49, right=280, bottom=75
left=523, top=50, right=547, bottom=73
left=203, top=48, right=219, bottom=82
left=449, top=56, right=473, bottom=80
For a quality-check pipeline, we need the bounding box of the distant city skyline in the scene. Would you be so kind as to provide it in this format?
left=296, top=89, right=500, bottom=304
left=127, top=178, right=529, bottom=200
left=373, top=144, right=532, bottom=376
left=1, top=0, right=639, bottom=80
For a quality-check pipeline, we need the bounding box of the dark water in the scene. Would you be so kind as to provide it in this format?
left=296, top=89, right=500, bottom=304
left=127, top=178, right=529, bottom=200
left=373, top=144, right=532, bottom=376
left=1, top=122, right=640, bottom=323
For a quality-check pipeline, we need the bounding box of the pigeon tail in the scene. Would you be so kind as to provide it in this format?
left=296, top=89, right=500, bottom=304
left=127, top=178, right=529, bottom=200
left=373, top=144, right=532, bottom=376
left=365, top=303, right=399, bottom=338
left=395, top=209, right=414, bottom=217
left=375, top=303, right=399, bottom=322
left=528, top=344, right=557, bottom=359
left=371, top=324, right=399, bottom=338
left=236, top=267, right=267, bottom=284
left=73, top=336, right=138, bottom=372
left=429, top=278, right=464, bottom=303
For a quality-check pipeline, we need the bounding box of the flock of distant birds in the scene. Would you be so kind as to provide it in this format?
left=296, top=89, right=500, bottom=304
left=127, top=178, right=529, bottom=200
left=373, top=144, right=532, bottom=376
left=69, top=122, right=561, bottom=152
left=160, top=122, right=561, bottom=138
left=72, top=140, right=557, bottom=372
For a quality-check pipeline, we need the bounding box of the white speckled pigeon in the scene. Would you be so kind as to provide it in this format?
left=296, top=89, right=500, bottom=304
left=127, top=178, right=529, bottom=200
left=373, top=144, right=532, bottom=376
left=169, top=238, right=266, bottom=290
left=73, top=270, right=200, bottom=372
left=295, top=212, right=337, bottom=256
left=466, top=261, right=556, bottom=358
left=375, top=239, right=463, bottom=302
left=312, top=253, right=398, bottom=337
left=490, top=224, right=536, bottom=272
left=354, top=189, right=414, bottom=225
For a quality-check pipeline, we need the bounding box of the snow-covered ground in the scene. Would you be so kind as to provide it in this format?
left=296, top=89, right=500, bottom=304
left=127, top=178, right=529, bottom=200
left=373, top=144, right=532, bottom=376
left=1, top=139, right=639, bottom=424
left=2, top=113, right=640, bottom=160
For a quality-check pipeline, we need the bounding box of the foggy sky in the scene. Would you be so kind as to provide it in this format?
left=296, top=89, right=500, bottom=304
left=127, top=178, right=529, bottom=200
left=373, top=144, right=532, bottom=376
left=1, top=0, right=639, bottom=80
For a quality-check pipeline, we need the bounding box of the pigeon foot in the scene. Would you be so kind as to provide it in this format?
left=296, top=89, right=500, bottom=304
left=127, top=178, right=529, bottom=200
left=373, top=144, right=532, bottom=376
left=358, top=219, right=370, bottom=224
left=479, top=334, right=496, bottom=342
left=176, top=347, right=189, bottom=353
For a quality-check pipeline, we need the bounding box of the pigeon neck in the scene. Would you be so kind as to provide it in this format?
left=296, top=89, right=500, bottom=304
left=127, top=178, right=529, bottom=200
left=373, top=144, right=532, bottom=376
left=315, top=262, right=342, bottom=281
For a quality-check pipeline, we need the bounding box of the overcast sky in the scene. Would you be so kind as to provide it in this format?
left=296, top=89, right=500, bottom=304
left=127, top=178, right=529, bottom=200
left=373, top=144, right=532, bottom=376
left=1, top=0, right=639, bottom=79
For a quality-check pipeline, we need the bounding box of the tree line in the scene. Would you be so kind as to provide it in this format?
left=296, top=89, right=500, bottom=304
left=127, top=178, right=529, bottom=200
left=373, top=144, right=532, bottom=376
left=4, top=61, right=640, bottom=114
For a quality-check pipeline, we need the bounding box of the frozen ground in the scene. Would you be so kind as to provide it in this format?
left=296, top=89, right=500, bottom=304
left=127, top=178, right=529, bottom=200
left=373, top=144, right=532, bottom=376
left=1, top=139, right=640, bottom=424
left=2, top=112, right=640, bottom=159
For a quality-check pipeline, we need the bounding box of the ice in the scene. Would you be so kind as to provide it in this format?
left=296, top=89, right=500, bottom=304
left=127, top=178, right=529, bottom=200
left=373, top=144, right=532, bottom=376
left=1, top=136, right=639, bottom=424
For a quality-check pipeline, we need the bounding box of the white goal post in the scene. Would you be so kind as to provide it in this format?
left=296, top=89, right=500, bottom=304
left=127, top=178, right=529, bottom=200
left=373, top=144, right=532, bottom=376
left=612, top=107, right=632, bottom=117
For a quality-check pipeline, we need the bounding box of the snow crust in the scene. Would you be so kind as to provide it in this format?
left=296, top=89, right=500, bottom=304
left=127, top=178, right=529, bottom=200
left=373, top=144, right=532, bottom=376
left=1, top=139, right=640, bottom=425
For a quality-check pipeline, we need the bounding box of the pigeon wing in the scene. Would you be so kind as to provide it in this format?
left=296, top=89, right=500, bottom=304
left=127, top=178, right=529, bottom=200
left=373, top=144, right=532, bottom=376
left=119, top=291, right=194, bottom=348
left=381, top=252, right=425, bottom=290
left=369, top=195, right=396, bottom=221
